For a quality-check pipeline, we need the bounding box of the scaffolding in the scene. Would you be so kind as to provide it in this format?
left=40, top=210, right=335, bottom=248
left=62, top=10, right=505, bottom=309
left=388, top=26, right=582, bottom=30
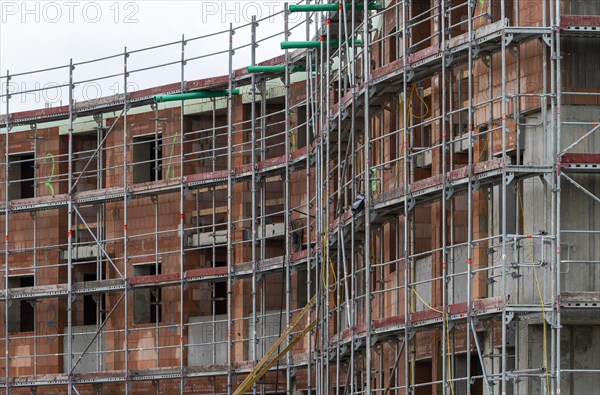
left=0, top=0, right=599, bottom=394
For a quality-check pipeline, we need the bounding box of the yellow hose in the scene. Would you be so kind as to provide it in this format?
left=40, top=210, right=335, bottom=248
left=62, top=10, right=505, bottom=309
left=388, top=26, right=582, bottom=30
left=412, top=288, right=455, bottom=395
left=44, top=153, right=56, bottom=196
left=519, top=191, right=551, bottom=395
left=408, top=83, right=429, bottom=119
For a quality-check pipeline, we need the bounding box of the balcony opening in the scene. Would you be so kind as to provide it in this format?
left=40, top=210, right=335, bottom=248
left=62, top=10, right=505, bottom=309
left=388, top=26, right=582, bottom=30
left=568, top=0, right=600, bottom=15
left=296, top=268, right=308, bottom=307
left=213, top=261, right=227, bottom=315
left=294, top=106, right=309, bottom=151
left=8, top=276, right=35, bottom=332
left=8, top=153, right=35, bottom=200
left=566, top=37, right=600, bottom=89
left=389, top=29, right=397, bottom=63
left=133, top=135, right=162, bottom=183
left=414, top=359, right=433, bottom=395
left=73, top=132, right=105, bottom=192
left=83, top=273, right=103, bottom=325
left=133, top=264, right=162, bottom=324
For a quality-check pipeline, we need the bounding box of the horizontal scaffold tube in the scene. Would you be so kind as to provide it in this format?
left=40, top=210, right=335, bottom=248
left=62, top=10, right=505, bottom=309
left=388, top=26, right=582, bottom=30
left=247, top=65, right=314, bottom=73
left=247, top=65, right=304, bottom=73
left=280, top=39, right=362, bottom=50
left=289, top=2, right=382, bottom=13
left=154, top=89, right=239, bottom=103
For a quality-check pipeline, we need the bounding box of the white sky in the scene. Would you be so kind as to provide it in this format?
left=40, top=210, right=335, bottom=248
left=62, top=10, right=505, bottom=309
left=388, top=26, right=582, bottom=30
left=0, top=1, right=308, bottom=112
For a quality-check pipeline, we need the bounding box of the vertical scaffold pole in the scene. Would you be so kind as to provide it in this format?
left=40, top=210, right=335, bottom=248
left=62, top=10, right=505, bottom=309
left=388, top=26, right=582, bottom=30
left=152, top=103, right=160, bottom=372
left=259, top=78, right=267, bottom=390
left=304, top=3, right=314, bottom=391
left=250, top=15, right=258, bottom=395
left=32, top=124, right=38, bottom=378
left=324, top=9, right=331, bottom=395
left=315, top=14, right=324, bottom=393
left=283, top=5, right=293, bottom=394
left=349, top=1, right=357, bottom=392
left=259, top=75, right=267, bottom=390
left=4, top=69, right=10, bottom=395
left=363, top=1, right=372, bottom=393
left=211, top=97, right=217, bottom=367
left=554, top=0, right=562, bottom=392
left=500, top=0, right=509, bottom=391
left=123, top=46, right=130, bottom=395
left=179, top=33, right=186, bottom=395
left=401, top=0, right=411, bottom=392
left=466, top=0, right=474, bottom=391
left=67, top=58, right=75, bottom=395
left=440, top=1, right=449, bottom=393
left=226, top=23, right=234, bottom=395
left=335, top=3, right=344, bottom=392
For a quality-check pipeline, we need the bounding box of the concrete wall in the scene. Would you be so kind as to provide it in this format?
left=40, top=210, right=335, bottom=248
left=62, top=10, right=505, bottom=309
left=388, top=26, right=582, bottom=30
left=517, top=323, right=600, bottom=394
left=63, top=325, right=105, bottom=374
left=522, top=106, right=600, bottom=296
left=188, top=314, right=227, bottom=366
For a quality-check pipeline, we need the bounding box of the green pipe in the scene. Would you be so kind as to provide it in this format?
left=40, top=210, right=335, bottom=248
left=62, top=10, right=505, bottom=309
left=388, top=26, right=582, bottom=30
left=45, top=152, right=55, bottom=197
left=289, top=2, right=382, bottom=13
left=280, top=39, right=362, bottom=50
left=247, top=65, right=309, bottom=73
left=154, top=89, right=239, bottom=103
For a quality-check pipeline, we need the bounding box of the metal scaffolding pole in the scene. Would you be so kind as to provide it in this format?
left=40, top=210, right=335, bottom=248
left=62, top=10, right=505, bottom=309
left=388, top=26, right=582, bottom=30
left=4, top=69, right=10, bottom=395
left=335, top=6, right=344, bottom=393
left=211, top=97, right=218, bottom=368
left=440, top=1, right=449, bottom=393
left=362, top=1, right=373, bottom=393
left=67, top=57, right=75, bottom=395
left=250, top=15, right=258, bottom=395
left=315, top=14, right=324, bottom=393
left=324, top=9, right=331, bottom=395
left=226, top=23, right=234, bottom=395
left=31, top=125, right=38, bottom=379
left=123, top=46, right=130, bottom=395
left=283, top=5, right=293, bottom=394
left=305, top=3, right=314, bottom=390
left=179, top=33, right=186, bottom=395
left=500, top=0, right=509, bottom=392
left=554, top=0, right=562, bottom=392
left=401, top=1, right=411, bottom=392
left=349, top=2, right=357, bottom=392
left=466, top=0, right=474, bottom=392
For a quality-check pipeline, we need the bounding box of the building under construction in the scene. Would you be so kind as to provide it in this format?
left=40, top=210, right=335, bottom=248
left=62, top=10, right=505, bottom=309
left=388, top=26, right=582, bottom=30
left=0, top=0, right=599, bottom=393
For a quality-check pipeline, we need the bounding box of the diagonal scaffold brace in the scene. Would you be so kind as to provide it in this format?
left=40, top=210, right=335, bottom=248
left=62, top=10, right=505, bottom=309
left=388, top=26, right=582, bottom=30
left=233, top=295, right=317, bottom=395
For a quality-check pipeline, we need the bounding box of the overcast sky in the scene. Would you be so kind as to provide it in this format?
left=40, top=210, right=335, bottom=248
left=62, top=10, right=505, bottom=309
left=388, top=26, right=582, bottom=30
left=0, top=1, right=307, bottom=112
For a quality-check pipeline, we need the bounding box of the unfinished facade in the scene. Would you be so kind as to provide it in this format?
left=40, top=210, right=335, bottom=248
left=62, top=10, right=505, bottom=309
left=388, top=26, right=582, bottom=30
left=0, top=0, right=599, bottom=394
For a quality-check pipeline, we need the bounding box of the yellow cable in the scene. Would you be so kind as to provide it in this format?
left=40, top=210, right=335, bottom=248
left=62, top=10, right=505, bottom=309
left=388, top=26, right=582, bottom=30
left=320, top=256, right=337, bottom=308
left=165, top=132, right=179, bottom=179
left=518, top=192, right=551, bottom=395
left=445, top=312, right=455, bottom=395
left=408, top=83, right=429, bottom=119
left=477, top=128, right=502, bottom=162
left=234, top=295, right=317, bottom=394
left=356, top=141, right=362, bottom=175
left=412, top=288, right=443, bottom=314
left=412, top=288, right=455, bottom=394
left=321, top=156, right=336, bottom=308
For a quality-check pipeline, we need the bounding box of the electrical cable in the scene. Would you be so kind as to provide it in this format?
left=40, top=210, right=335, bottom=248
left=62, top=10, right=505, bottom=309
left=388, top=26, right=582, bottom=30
left=44, top=153, right=56, bottom=197
left=408, top=83, right=429, bottom=119
left=519, top=190, right=551, bottom=395
left=411, top=287, right=455, bottom=395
